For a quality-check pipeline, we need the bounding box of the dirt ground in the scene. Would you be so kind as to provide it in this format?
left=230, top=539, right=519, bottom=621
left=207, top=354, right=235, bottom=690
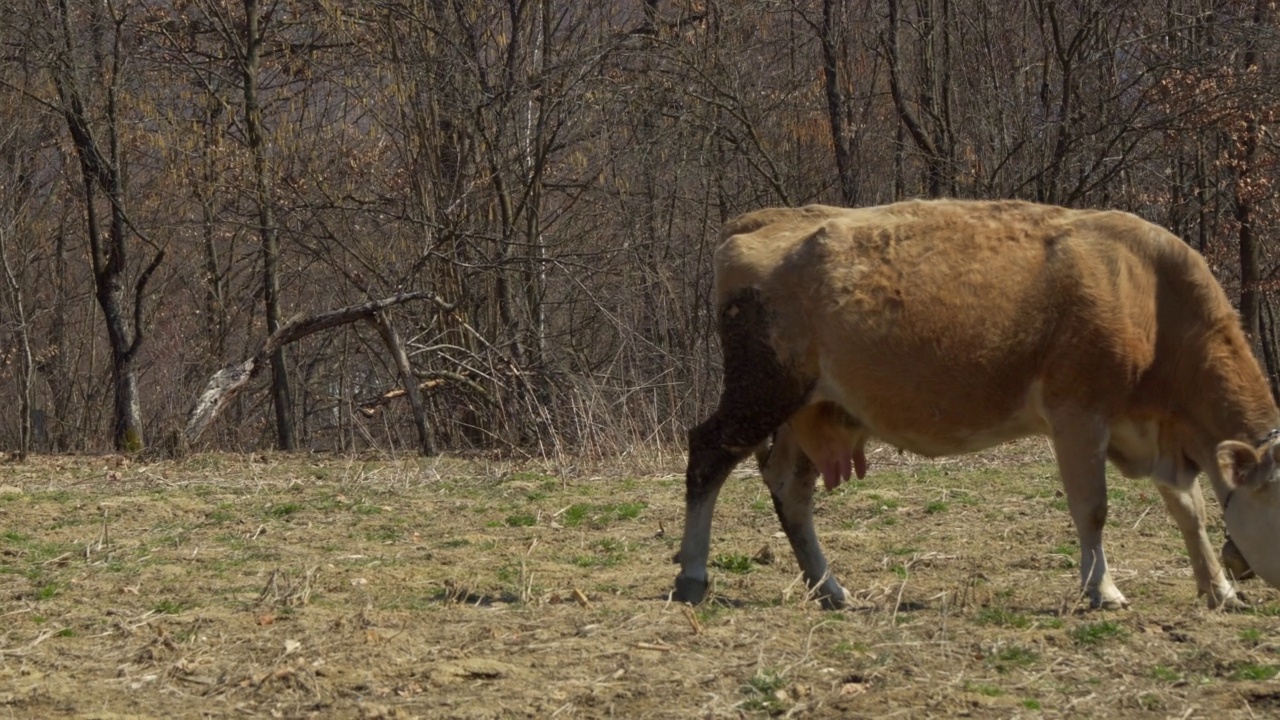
left=2, top=441, right=1280, bottom=719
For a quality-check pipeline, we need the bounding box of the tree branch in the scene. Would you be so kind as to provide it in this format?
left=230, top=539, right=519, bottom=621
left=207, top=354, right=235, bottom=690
left=184, top=291, right=452, bottom=443
left=125, top=248, right=165, bottom=361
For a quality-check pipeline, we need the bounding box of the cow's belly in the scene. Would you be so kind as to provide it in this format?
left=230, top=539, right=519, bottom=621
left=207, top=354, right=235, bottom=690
left=875, top=414, right=1048, bottom=457
left=814, top=375, right=1051, bottom=458
left=867, top=405, right=1049, bottom=457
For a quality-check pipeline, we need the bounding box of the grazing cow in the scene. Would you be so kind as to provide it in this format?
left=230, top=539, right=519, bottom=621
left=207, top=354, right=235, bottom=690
left=673, top=199, right=1280, bottom=610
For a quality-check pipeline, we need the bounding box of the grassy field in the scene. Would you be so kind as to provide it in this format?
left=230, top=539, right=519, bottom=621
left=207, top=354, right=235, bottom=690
left=2, top=441, right=1280, bottom=718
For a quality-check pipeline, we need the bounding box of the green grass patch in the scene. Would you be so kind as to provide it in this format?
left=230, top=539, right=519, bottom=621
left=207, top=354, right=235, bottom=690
left=559, top=502, right=646, bottom=528
left=711, top=553, right=753, bottom=574
left=363, top=524, right=406, bottom=543
left=35, top=582, right=61, bottom=601
left=991, top=645, right=1039, bottom=671
left=206, top=505, right=236, bottom=523
left=1049, top=542, right=1076, bottom=557
left=1229, top=663, right=1280, bottom=682
left=153, top=599, right=186, bottom=615
left=864, top=493, right=900, bottom=516
left=975, top=607, right=1031, bottom=629
left=503, top=514, right=537, bottom=527
left=561, top=504, right=589, bottom=527
left=609, top=502, right=645, bottom=520
left=1240, top=627, right=1263, bottom=645
left=1071, top=620, right=1126, bottom=646
left=32, top=490, right=74, bottom=504
left=742, top=670, right=789, bottom=713
left=964, top=682, right=1004, bottom=697
left=572, top=553, right=623, bottom=568
left=572, top=538, right=629, bottom=568
left=505, top=471, right=557, bottom=485
left=496, top=564, right=520, bottom=584
left=265, top=502, right=302, bottom=519
left=1250, top=604, right=1280, bottom=618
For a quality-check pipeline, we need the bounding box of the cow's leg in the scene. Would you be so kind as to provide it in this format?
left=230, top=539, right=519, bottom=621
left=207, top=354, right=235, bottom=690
left=673, top=289, right=811, bottom=605
left=1051, top=417, right=1128, bottom=609
left=1155, top=482, right=1244, bottom=609
left=760, top=423, right=848, bottom=608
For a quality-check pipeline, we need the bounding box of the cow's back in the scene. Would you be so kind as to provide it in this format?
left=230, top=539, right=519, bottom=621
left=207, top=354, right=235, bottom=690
left=714, top=199, right=1204, bottom=455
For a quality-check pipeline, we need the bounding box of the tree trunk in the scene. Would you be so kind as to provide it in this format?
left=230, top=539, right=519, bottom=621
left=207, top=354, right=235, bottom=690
left=0, top=223, right=34, bottom=458
left=1261, top=298, right=1279, bottom=401
left=1235, top=0, right=1267, bottom=344
left=886, top=0, right=943, bottom=198
left=370, top=310, right=436, bottom=455
left=242, top=0, right=296, bottom=450
left=52, top=0, right=160, bottom=453
left=1237, top=136, right=1261, bottom=342
left=821, top=0, right=858, bottom=205
left=199, top=92, right=229, bottom=364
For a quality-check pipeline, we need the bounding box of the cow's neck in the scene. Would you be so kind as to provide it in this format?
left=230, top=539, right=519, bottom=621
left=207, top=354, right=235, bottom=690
left=1185, top=327, right=1280, bottom=446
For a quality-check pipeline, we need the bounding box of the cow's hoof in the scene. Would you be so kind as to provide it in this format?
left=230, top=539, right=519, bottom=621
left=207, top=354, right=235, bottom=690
left=1087, top=586, right=1130, bottom=611
left=1094, top=596, right=1130, bottom=611
left=1210, top=591, right=1250, bottom=611
left=816, top=588, right=849, bottom=611
left=809, top=581, right=850, bottom=610
left=672, top=574, right=708, bottom=605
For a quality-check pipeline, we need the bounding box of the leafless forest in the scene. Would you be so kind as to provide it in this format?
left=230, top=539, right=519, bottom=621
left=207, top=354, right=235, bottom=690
left=0, top=0, right=1277, bottom=457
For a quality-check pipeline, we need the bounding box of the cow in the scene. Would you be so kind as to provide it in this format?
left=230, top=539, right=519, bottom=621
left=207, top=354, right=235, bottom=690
left=672, top=199, right=1280, bottom=611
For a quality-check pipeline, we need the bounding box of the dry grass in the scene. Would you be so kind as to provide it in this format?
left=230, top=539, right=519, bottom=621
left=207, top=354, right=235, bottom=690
left=2, top=443, right=1280, bottom=718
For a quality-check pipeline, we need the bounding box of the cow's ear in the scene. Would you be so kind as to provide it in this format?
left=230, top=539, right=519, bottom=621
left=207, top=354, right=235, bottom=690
left=1218, top=440, right=1262, bottom=488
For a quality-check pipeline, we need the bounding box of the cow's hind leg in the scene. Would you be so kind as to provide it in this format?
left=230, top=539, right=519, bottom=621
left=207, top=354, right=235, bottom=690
left=760, top=423, right=848, bottom=608
left=1051, top=414, right=1129, bottom=609
left=1155, top=482, right=1244, bottom=609
left=673, top=289, right=812, bottom=605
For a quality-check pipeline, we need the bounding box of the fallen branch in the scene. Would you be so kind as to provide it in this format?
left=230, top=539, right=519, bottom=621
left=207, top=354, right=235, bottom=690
left=184, top=291, right=451, bottom=444
left=358, top=379, right=448, bottom=417
left=357, top=370, right=491, bottom=418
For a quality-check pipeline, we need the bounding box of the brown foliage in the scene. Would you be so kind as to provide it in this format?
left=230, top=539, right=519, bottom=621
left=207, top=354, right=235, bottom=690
left=1, top=0, right=1280, bottom=454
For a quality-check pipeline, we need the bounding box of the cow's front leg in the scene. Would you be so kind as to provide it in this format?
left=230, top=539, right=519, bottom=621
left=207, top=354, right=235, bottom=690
left=760, top=424, right=848, bottom=609
left=1052, top=416, right=1128, bottom=609
left=1155, top=482, right=1244, bottom=609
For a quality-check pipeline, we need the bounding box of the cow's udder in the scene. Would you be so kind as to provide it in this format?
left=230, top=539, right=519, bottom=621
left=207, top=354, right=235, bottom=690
left=819, top=446, right=867, bottom=490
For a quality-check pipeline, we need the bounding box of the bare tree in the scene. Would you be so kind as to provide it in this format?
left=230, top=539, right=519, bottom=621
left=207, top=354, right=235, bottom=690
left=240, top=0, right=296, bottom=450
left=48, top=0, right=164, bottom=453
left=0, top=129, right=36, bottom=457
left=2, top=0, right=1280, bottom=456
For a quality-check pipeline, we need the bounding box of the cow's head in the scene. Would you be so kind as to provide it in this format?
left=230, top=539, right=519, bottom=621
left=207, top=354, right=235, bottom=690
left=1217, top=437, right=1280, bottom=588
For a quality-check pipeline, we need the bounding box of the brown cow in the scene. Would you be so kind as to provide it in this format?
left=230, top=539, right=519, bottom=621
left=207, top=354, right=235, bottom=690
left=673, top=199, right=1280, bottom=610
